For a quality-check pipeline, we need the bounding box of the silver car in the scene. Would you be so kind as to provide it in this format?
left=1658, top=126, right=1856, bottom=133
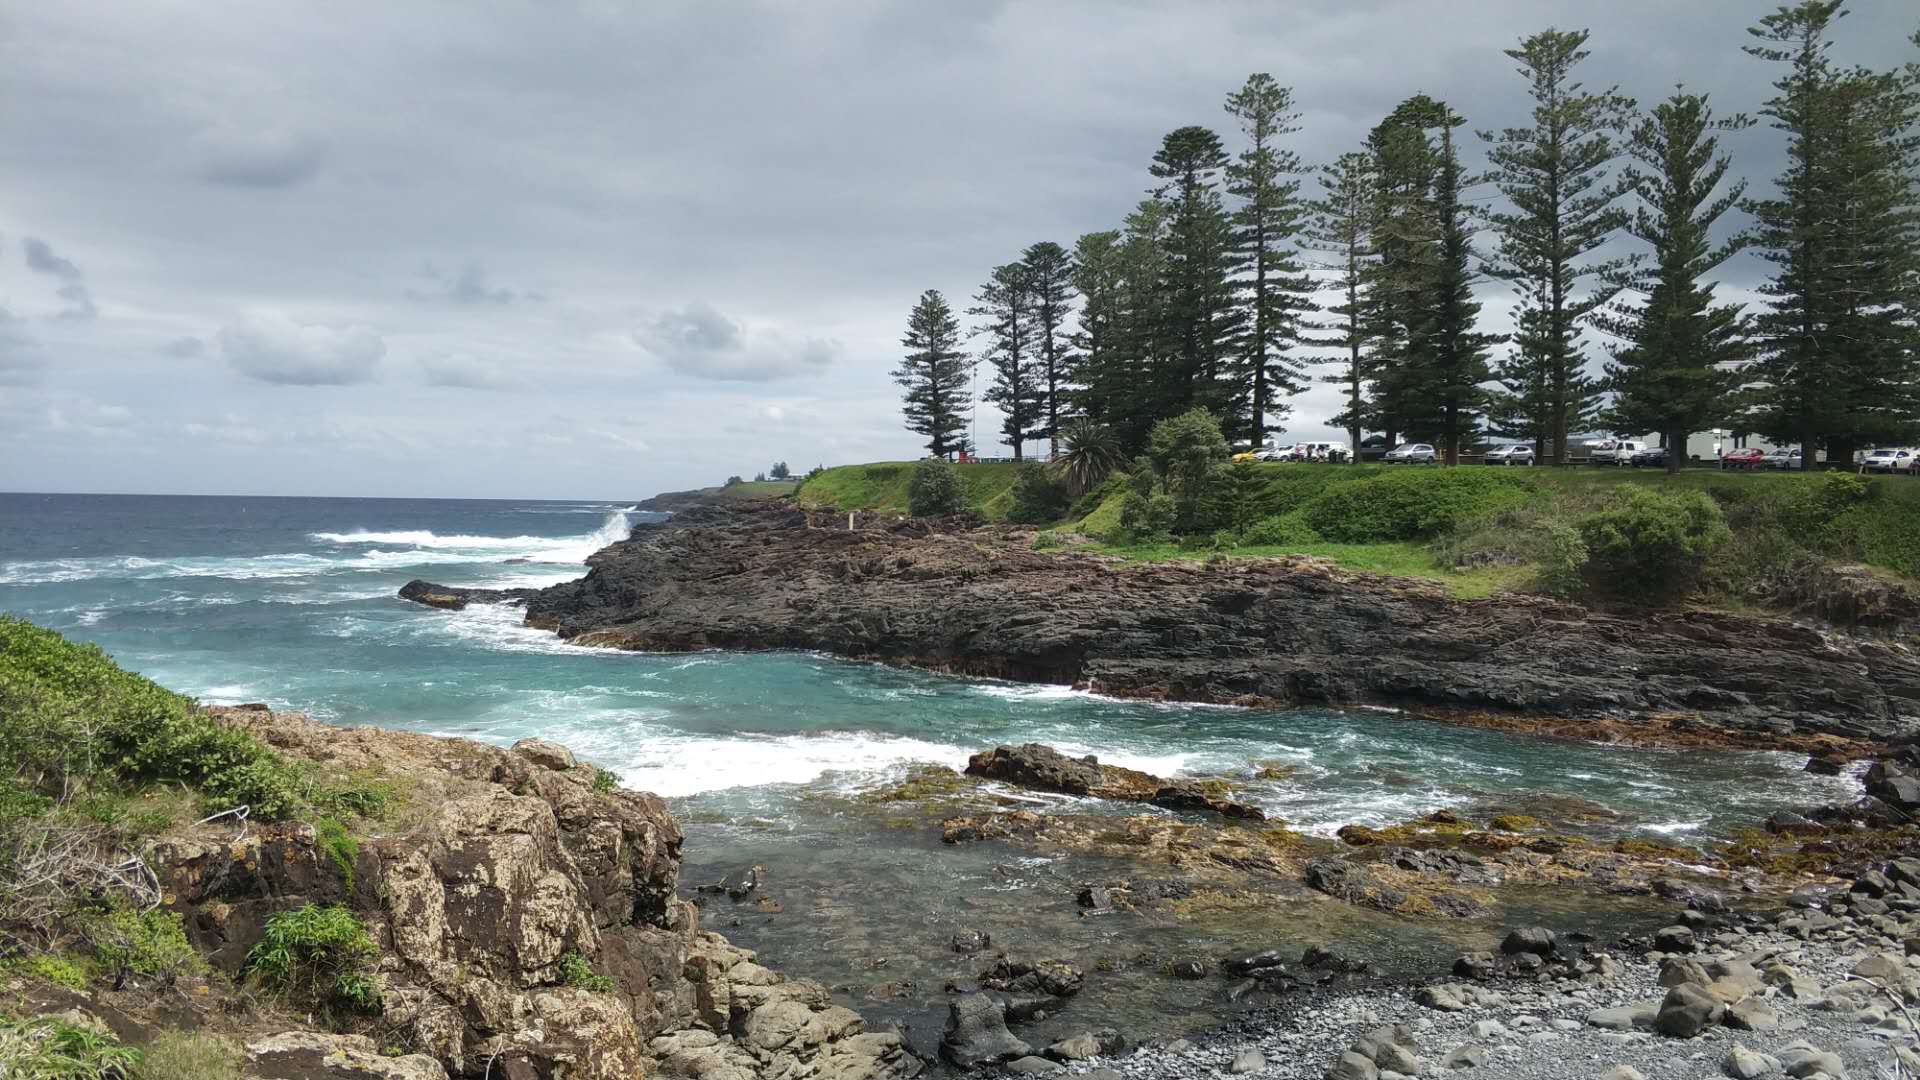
left=1384, top=443, right=1436, bottom=464
left=1486, top=444, right=1534, bottom=465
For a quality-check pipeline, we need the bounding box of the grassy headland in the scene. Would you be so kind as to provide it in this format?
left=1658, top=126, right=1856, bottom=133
left=796, top=460, right=1021, bottom=518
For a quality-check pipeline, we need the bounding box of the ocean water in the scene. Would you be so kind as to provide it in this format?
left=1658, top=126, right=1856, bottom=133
left=0, top=492, right=1865, bottom=1043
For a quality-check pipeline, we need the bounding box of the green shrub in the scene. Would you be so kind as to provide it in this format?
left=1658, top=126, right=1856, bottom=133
left=1147, top=410, right=1232, bottom=533
left=87, top=907, right=198, bottom=989
left=1031, top=531, right=1061, bottom=551
left=1240, top=511, right=1322, bottom=548
left=1303, top=470, right=1536, bottom=542
left=3, top=952, right=95, bottom=991
left=247, top=904, right=381, bottom=1017
left=134, top=1031, right=241, bottom=1080
left=1577, top=486, right=1730, bottom=601
left=1007, top=461, right=1071, bottom=524
left=906, top=459, right=965, bottom=517
left=0, top=1015, right=140, bottom=1079
left=591, top=767, right=618, bottom=794
left=316, top=817, right=358, bottom=891
left=1110, top=492, right=1176, bottom=545
left=559, top=950, right=615, bottom=992
left=1535, top=519, right=1590, bottom=597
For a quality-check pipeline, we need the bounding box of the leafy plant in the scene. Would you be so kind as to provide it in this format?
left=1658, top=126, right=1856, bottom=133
left=1303, top=470, right=1536, bottom=542
left=906, top=458, right=965, bottom=517
left=1031, top=531, right=1061, bottom=551
left=1057, top=421, right=1126, bottom=497
left=247, top=904, right=381, bottom=1017
left=1240, top=512, right=1321, bottom=548
left=0, top=1015, right=140, bottom=1079
left=591, top=767, right=618, bottom=794
left=87, top=907, right=198, bottom=989
left=1577, top=486, right=1730, bottom=601
left=315, top=817, right=358, bottom=891
left=3, top=952, right=95, bottom=991
left=559, top=950, right=615, bottom=992
left=1007, top=461, right=1071, bottom=524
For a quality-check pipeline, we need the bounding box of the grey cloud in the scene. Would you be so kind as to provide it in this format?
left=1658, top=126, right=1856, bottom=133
left=0, top=308, right=42, bottom=386
left=409, top=261, right=519, bottom=306
left=419, top=354, right=513, bottom=390
left=219, top=313, right=384, bottom=386
left=161, top=336, right=206, bottom=358
left=24, top=237, right=81, bottom=280
left=197, top=130, right=326, bottom=188
left=637, top=302, right=837, bottom=382
left=24, top=237, right=96, bottom=320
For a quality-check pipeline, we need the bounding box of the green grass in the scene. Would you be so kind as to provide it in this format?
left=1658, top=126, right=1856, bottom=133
left=796, top=461, right=1022, bottom=519
left=714, top=479, right=803, bottom=500
left=1090, top=539, right=1528, bottom=598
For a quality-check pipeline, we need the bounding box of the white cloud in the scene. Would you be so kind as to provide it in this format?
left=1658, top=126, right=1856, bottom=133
left=219, top=313, right=385, bottom=386
left=419, top=354, right=513, bottom=390
left=636, top=302, right=838, bottom=382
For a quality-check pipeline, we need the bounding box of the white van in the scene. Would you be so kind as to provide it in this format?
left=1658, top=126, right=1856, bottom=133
left=1291, top=441, right=1350, bottom=463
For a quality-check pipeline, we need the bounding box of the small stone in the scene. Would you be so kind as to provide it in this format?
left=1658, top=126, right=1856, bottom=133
left=1468, top=1020, right=1507, bottom=1040
left=1005, top=1056, right=1064, bottom=1075
left=1043, top=1034, right=1101, bottom=1062
left=1329, top=1050, right=1379, bottom=1080
left=1654, top=925, right=1697, bottom=953
left=1660, top=957, right=1711, bottom=987
left=1777, top=1043, right=1845, bottom=1079
left=1725, top=998, right=1781, bottom=1032
left=1501, top=927, right=1557, bottom=957
left=1724, top=1046, right=1775, bottom=1080
left=1596, top=1067, right=1644, bottom=1080
left=1170, top=959, right=1209, bottom=980
left=1443, top=1045, right=1487, bottom=1070
left=1229, top=1047, right=1265, bottom=1075
left=1853, top=952, right=1903, bottom=980
left=951, top=930, right=991, bottom=955
left=1587, top=1003, right=1657, bottom=1031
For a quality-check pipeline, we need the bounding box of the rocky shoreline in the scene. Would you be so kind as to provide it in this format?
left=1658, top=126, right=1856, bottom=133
left=399, top=501, right=1920, bottom=749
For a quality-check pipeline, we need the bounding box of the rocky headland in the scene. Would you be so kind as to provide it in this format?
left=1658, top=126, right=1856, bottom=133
left=401, top=501, right=1920, bottom=749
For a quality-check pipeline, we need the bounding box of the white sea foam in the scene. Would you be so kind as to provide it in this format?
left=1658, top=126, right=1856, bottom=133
left=312, top=511, right=633, bottom=565
left=595, top=731, right=974, bottom=798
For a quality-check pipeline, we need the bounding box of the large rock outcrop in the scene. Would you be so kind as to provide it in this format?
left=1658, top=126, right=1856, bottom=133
left=154, top=710, right=919, bottom=1080
left=403, top=503, right=1920, bottom=745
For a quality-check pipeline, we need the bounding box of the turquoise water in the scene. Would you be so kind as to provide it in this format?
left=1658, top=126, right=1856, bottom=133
left=0, top=492, right=1864, bottom=1044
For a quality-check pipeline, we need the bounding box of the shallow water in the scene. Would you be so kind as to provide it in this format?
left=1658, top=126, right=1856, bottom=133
left=0, top=492, right=1863, bottom=1047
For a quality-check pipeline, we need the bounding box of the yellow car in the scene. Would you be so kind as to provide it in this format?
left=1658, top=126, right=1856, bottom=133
left=1231, top=451, right=1262, bottom=463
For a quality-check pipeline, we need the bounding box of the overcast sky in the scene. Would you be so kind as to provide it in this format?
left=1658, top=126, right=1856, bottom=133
left=0, top=2, right=1912, bottom=499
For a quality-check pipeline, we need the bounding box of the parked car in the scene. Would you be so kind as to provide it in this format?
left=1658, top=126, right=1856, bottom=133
left=1720, top=448, right=1767, bottom=470
left=1384, top=443, right=1436, bottom=464
left=1628, top=446, right=1668, bottom=469
left=1485, top=444, right=1534, bottom=465
left=1291, top=441, right=1350, bottom=463
left=1760, top=447, right=1803, bottom=470
left=1587, top=439, right=1645, bottom=465
left=1863, top=447, right=1918, bottom=473
left=1258, top=443, right=1295, bottom=462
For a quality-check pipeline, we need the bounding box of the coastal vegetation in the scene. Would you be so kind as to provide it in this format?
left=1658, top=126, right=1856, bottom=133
left=891, top=4, right=1920, bottom=473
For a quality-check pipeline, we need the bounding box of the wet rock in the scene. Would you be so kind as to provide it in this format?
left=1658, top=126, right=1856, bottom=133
left=939, top=993, right=1030, bottom=1068
left=951, top=930, right=991, bottom=955
left=1500, top=927, right=1557, bottom=957
left=1302, top=944, right=1365, bottom=972
left=979, top=958, right=1083, bottom=998
left=1656, top=982, right=1726, bottom=1038
left=1305, top=857, right=1370, bottom=901
left=1170, top=958, right=1209, bottom=980
left=1075, top=885, right=1117, bottom=911
left=1225, top=950, right=1290, bottom=977
left=963, top=744, right=1263, bottom=820
left=1453, top=952, right=1495, bottom=980
left=1805, top=752, right=1849, bottom=775
left=1765, top=811, right=1826, bottom=836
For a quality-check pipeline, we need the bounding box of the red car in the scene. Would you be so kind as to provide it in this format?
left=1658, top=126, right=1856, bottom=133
left=1720, top=448, right=1767, bottom=470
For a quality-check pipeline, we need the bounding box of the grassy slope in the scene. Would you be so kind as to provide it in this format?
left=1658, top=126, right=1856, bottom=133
left=795, top=461, right=1022, bottom=519
left=1092, top=539, right=1529, bottom=599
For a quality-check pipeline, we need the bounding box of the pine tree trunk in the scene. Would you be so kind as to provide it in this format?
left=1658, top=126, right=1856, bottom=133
left=1665, top=427, right=1683, bottom=475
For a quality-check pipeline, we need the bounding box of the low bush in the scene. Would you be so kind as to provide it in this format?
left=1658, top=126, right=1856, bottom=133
left=134, top=1031, right=241, bottom=1080
left=591, top=767, right=618, bottom=794
left=1109, top=491, right=1176, bottom=545
left=906, top=459, right=964, bottom=517
left=1303, top=470, right=1536, bottom=542
left=3, top=951, right=94, bottom=991
left=559, top=950, right=615, bottom=992
left=1031, top=531, right=1061, bottom=551
left=87, top=906, right=198, bottom=989
left=316, top=817, right=358, bottom=891
left=248, top=904, right=382, bottom=1018
left=0, top=1015, right=140, bottom=1079
left=1577, top=486, right=1730, bottom=601
left=1007, top=461, right=1071, bottom=524
left=1239, top=511, right=1321, bottom=548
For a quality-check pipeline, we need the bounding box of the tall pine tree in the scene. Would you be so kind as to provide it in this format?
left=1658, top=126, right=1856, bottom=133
left=970, top=262, right=1044, bottom=459
left=1150, top=127, right=1244, bottom=428
left=1304, top=151, right=1379, bottom=458
left=1597, top=92, right=1753, bottom=474
left=1224, top=74, right=1316, bottom=447
left=1364, top=96, right=1448, bottom=448
left=1069, top=230, right=1123, bottom=428
left=893, top=289, right=972, bottom=458
left=1481, top=28, right=1635, bottom=464
left=1020, top=241, right=1078, bottom=457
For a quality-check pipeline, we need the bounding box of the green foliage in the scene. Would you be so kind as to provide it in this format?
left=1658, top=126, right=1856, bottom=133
left=1031, top=531, right=1061, bottom=551
left=1239, top=511, right=1321, bottom=548
left=1111, top=491, right=1177, bottom=545
left=769, top=461, right=791, bottom=480
left=1577, top=486, right=1730, bottom=600
left=797, top=461, right=1021, bottom=519
left=133, top=1032, right=241, bottom=1080
left=3, top=952, right=95, bottom=991
left=894, top=289, right=972, bottom=458
left=87, top=907, right=198, bottom=988
left=315, top=817, right=358, bottom=891
left=559, top=950, right=615, bottom=992
left=1007, top=461, right=1071, bottom=524
left=906, top=458, right=966, bottom=517
left=247, top=904, right=381, bottom=1017
left=591, top=767, right=617, bottom=794
left=1057, top=421, right=1126, bottom=498
left=1303, top=470, right=1536, bottom=542
left=724, top=475, right=744, bottom=487
left=0, top=1015, right=141, bottom=1080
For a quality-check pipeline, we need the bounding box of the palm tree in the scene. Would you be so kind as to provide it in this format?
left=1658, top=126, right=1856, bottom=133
left=1056, top=421, right=1126, bottom=497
